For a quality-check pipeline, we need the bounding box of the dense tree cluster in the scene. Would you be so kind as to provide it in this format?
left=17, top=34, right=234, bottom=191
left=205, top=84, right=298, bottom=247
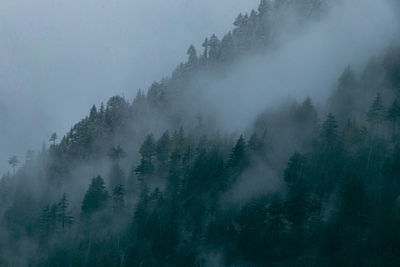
left=0, top=0, right=400, bottom=266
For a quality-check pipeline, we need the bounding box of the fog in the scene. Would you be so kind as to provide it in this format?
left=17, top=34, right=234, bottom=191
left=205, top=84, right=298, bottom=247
left=0, top=0, right=259, bottom=173
left=1, top=1, right=400, bottom=265
left=1, top=0, right=399, bottom=171
left=194, top=0, right=400, bottom=131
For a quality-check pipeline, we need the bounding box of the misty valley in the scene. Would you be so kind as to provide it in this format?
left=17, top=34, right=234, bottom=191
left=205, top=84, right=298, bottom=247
left=1, top=0, right=400, bottom=266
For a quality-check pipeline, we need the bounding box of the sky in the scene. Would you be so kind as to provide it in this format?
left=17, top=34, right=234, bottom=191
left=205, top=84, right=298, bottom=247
left=0, top=0, right=399, bottom=174
left=0, top=0, right=259, bottom=173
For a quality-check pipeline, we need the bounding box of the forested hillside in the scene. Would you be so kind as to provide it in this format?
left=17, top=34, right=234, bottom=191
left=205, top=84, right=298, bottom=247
left=1, top=0, right=400, bottom=266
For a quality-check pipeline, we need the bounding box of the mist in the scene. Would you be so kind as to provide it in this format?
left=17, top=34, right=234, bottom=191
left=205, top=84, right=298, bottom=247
left=2, top=0, right=400, bottom=265
left=193, top=0, right=400, bottom=131
left=0, top=0, right=259, bottom=173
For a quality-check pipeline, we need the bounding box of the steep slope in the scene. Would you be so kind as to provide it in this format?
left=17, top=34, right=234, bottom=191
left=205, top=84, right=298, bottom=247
left=0, top=0, right=400, bottom=266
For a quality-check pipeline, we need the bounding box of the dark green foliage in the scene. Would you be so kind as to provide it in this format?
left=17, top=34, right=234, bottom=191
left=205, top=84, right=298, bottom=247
left=320, top=113, right=339, bottom=148
left=383, top=44, right=400, bottom=90
left=39, top=204, right=58, bottom=238
left=388, top=99, right=400, bottom=123
left=156, top=131, right=171, bottom=164
left=81, top=176, right=109, bottom=216
left=139, top=134, right=156, bottom=160
left=228, top=135, right=248, bottom=171
left=367, top=93, right=386, bottom=126
left=235, top=198, right=268, bottom=262
left=112, top=184, right=125, bottom=213
left=2, top=1, right=400, bottom=266
left=57, top=193, right=74, bottom=231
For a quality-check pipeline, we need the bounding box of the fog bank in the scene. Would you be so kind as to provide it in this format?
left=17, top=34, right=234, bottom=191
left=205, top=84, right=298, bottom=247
left=0, top=0, right=258, bottom=172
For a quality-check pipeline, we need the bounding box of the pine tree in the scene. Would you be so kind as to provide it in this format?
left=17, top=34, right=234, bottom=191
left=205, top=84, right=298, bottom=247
left=135, top=135, right=157, bottom=180
left=234, top=13, right=245, bottom=27
left=296, top=97, right=318, bottom=126
left=367, top=93, right=386, bottom=126
left=112, top=184, right=126, bottom=213
left=156, top=131, right=171, bottom=164
left=284, top=153, right=307, bottom=185
left=57, top=193, right=74, bottom=231
left=89, top=105, right=97, bottom=122
left=388, top=99, right=400, bottom=125
left=284, top=153, right=309, bottom=226
left=228, top=136, right=246, bottom=165
left=81, top=176, right=109, bottom=216
left=342, top=120, right=363, bottom=152
left=201, top=38, right=209, bottom=62
left=248, top=133, right=265, bottom=156
left=388, top=99, right=400, bottom=141
left=186, top=45, right=198, bottom=66
left=50, top=133, right=58, bottom=146
left=227, top=135, right=248, bottom=179
left=219, top=32, right=235, bottom=61
left=258, top=0, right=272, bottom=16
left=135, top=157, right=155, bottom=181
left=336, top=175, right=370, bottom=254
left=39, top=204, right=58, bottom=238
left=171, top=128, right=187, bottom=156
left=320, top=113, right=339, bottom=149
left=208, top=34, right=220, bottom=61
left=139, top=134, right=156, bottom=160
left=236, top=197, right=268, bottom=261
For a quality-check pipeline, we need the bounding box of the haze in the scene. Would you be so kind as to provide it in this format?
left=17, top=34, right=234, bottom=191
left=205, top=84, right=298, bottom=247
left=0, top=0, right=258, bottom=173
left=195, top=0, right=400, bottom=131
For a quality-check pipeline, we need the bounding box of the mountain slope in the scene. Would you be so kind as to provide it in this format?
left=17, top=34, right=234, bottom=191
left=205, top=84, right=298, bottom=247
left=1, top=0, right=400, bottom=266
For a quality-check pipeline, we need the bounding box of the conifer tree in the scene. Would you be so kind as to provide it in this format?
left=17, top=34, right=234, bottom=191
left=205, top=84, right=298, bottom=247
left=219, top=32, right=235, bottom=61
left=89, top=105, right=97, bottom=122
left=367, top=93, right=386, bottom=126
left=320, top=113, right=339, bottom=149
left=227, top=135, right=248, bottom=180
left=388, top=99, right=400, bottom=125
left=234, top=13, right=245, bottom=27
left=50, top=133, right=58, bottom=146
left=139, top=134, right=156, bottom=160
left=258, top=0, right=272, bottom=16
left=186, top=45, right=198, bottom=66
left=81, top=176, right=109, bottom=216
left=135, top=134, right=157, bottom=180
left=208, top=34, right=220, bottom=61
left=156, top=131, right=171, bottom=165
left=57, top=193, right=74, bottom=231
left=112, top=184, right=126, bottom=213
left=40, top=204, right=58, bottom=238
left=201, top=38, right=209, bottom=62
left=284, top=153, right=309, bottom=226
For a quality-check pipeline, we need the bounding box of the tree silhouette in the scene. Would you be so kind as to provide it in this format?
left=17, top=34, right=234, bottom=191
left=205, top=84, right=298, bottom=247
left=108, top=145, right=127, bottom=161
left=50, top=133, right=58, bottom=145
left=57, top=193, right=74, bottom=231
left=8, top=156, right=19, bottom=175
